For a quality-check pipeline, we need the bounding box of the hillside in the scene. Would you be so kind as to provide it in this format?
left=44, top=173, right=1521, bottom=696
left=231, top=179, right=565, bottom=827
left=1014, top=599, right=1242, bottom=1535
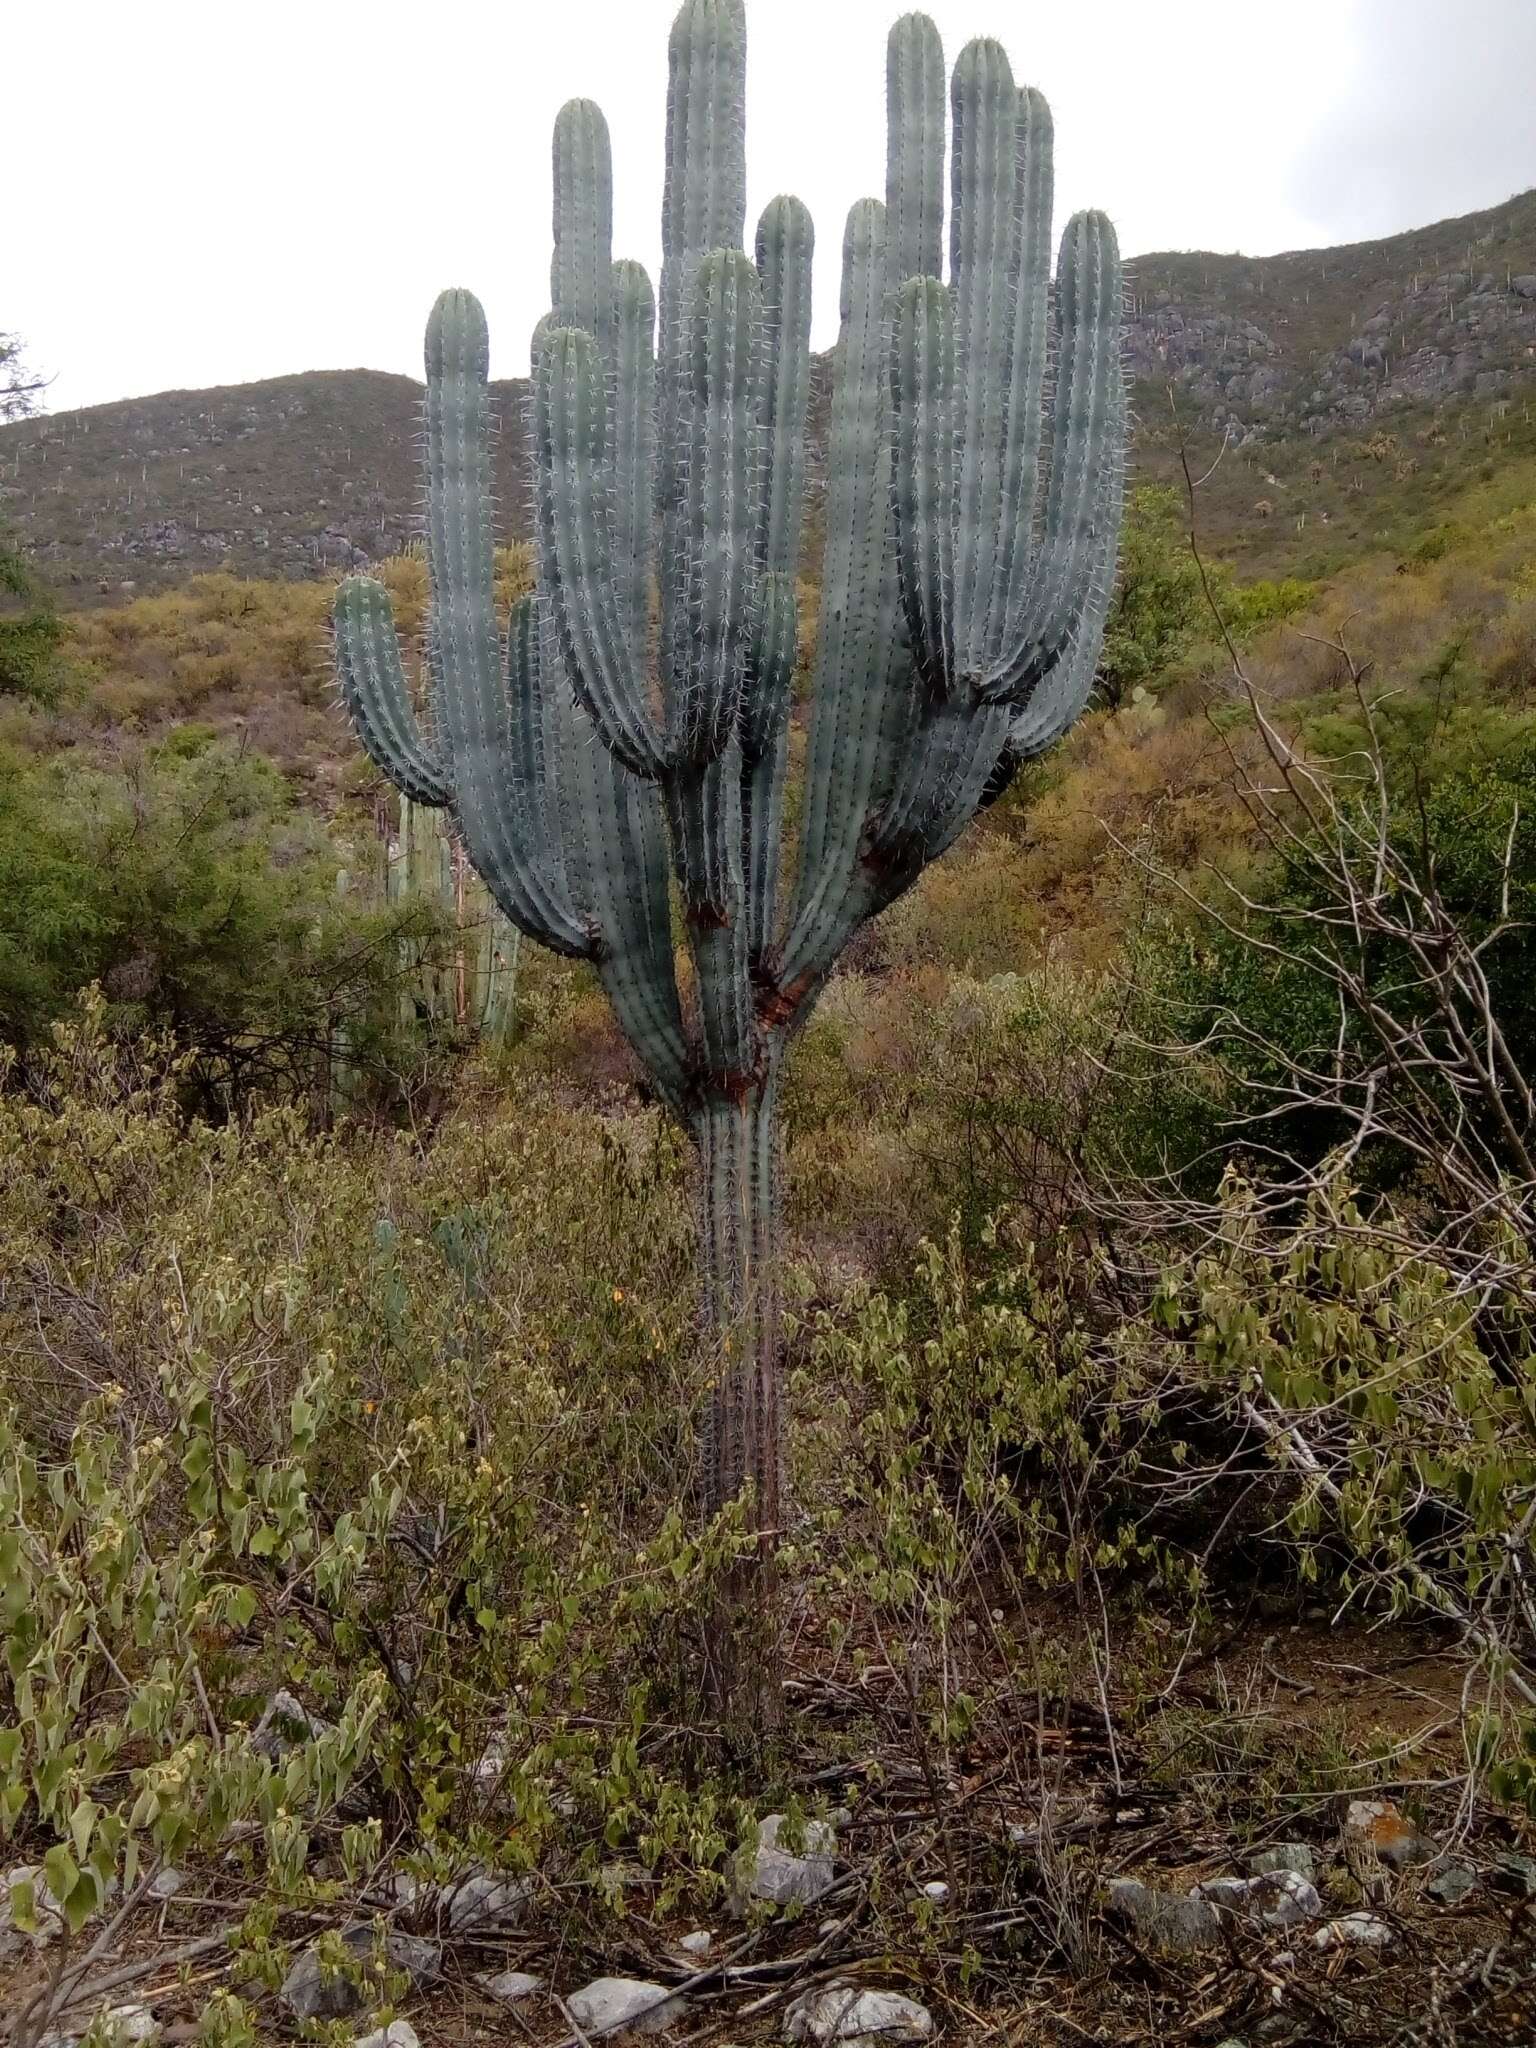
left=5, top=190, right=1536, bottom=601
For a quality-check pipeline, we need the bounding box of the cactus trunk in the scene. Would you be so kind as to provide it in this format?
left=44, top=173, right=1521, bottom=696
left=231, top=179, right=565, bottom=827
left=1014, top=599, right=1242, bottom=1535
left=334, top=1, right=1126, bottom=1739
left=696, top=1074, right=783, bottom=1724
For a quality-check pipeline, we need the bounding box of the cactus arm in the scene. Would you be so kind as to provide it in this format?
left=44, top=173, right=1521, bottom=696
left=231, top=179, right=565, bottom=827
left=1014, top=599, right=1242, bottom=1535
left=754, top=195, right=813, bottom=580
left=658, top=0, right=748, bottom=691
left=738, top=196, right=812, bottom=962
left=422, top=290, right=503, bottom=778
left=988, top=85, right=1054, bottom=658
left=551, top=98, right=615, bottom=353
left=471, top=596, right=597, bottom=956
left=983, top=209, right=1124, bottom=702
left=535, top=325, right=667, bottom=777
left=333, top=575, right=452, bottom=808
left=611, top=259, right=657, bottom=660
left=886, top=12, right=946, bottom=289
left=669, top=248, right=763, bottom=767
left=780, top=200, right=911, bottom=993
left=566, top=693, right=694, bottom=1112
left=888, top=273, right=956, bottom=694
left=948, top=37, right=1016, bottom=675
left=742, top=571, right=795, bottom=965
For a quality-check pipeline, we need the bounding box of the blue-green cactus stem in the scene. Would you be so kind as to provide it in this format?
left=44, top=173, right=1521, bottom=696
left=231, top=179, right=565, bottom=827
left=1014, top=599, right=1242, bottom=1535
left=334, top=577, right=450, bottom=808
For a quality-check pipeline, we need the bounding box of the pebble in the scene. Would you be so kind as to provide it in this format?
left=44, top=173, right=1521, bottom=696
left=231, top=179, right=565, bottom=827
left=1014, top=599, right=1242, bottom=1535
left=356, top=2027, right=419, bottom=2048
left=920, top=1880, right=949, bottom=1904
left=677, top=1929, right=714, bottom=1957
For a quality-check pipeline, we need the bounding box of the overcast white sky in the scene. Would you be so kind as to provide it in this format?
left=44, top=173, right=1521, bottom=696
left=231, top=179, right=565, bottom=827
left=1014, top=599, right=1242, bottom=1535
left=12, top=0, right=1536, bottom=414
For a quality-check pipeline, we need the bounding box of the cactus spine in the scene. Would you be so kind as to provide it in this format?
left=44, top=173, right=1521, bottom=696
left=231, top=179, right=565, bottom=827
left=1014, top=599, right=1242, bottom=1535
left=335, top=1, right=1124, bottom=1726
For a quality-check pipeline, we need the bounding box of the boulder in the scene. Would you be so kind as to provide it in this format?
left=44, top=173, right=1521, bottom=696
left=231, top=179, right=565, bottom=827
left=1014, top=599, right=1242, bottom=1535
left=744, top=1814, right=837, bottom=1907
left=1193, top=1869, right=1323, bottom=1931
left=1425, top=1863, right=1477, bottom=1906
left=1247, top=1843, right=1316, bottom=1883
left=1106, top=1878, right=1222, bottom=1951
left=441, top=1869, right=529, bottom=1932
left=566, top=1976, right=687, bottom=2037
left=251, top=1689, right=333, bottom=1760
left=1313, top=1911, right=1392, bottom=1951
left=784, top=1983, right=933, bottom=2045
left=280, top=1926, right=441, bottom=2021
left=1344, top=1799, right=1437, bottom=1869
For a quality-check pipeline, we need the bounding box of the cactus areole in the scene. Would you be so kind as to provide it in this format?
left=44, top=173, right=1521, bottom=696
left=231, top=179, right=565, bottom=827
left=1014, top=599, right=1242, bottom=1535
left=335, top=3, right=1125, bottom=1726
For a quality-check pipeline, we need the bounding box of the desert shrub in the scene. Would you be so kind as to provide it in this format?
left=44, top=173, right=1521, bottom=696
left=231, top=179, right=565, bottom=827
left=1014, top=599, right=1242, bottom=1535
left=0, top=533, right=65, bottom=708
left=0, top=732, right=434, bottom=1111
left=0, top=1000, right=772, bottom=2041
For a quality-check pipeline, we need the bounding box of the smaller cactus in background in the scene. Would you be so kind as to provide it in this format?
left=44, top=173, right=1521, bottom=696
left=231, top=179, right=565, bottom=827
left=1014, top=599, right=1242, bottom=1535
left=387, top=796, right=520, bottom=1042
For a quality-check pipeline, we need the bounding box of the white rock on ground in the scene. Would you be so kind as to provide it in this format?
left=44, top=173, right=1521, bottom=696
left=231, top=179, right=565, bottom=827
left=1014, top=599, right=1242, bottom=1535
left=1248, top=1843, right=1317, bottom=1882
left=1344, top=1798, right=1437, bottom=1869
left=40, top=2005, right=160, bottom=2048
left=784, top=1983, right=934, bottom=2046
left=147, top=1868, right=187, bottom=1901
left=441, top=1870, right=529, bottom=1932
left=920, top=1880, right=950, bottom=1903
left=355, top=2026, right=420, bottom=2048
left=745, top=1814, right=837, bottom=1906
left=250, top=1688, right=333, bottom=1759
left=280, top=1928, right=441, bottom=2021
left=566, top=1976, right=687, bottom=2037
left=1314, top=1911, right=1393, bottom=1951
left=476, top=1969, right=545, bottom=2006
left=677, top=1929, right=714, bottom=1957
left=1193, top=1868, right=1323, bottom=1930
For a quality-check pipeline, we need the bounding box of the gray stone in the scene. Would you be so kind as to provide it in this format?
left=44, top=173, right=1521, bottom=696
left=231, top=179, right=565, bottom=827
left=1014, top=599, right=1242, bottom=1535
left=1313, top=1911, right=1392, bottom=1951
left=355, top=2028, right=419, bottom=2048
left=280, top=1926, right=441, bottom=2021
left=677, top=1929, right=714, bottom=1957
left=1248, top=1843, right=1316, bottom=1883
left=1107, top=1878, right=1222, bottom=1951
left=1511, top=276, right=1536, bottom=300
left=745, top=1814, right=837, bottom=1907
left=251, top=1688, right=333, bottom=1759
left=41, top=2004, right=161, bottom=2048
left=1193, top=1869, right=1323, bottom=1931
left=477, top=1969, right=544, bottom=2006
left=920, top=1880, right=949, bottom=1903
left=441, top=1869, right=529, bottom=1931
left=784, top=1983, right=934, bottom=2046
left=1426, top=1862, right=1477, bottom=1906
left=1495, top=1851, right=1536, bottom=1895
left=1344, top=1798, right=1437, bottom=1869
left=148, top=1869, right=187, bottom=1901
left=566, top=1976, right=687, bottom=2037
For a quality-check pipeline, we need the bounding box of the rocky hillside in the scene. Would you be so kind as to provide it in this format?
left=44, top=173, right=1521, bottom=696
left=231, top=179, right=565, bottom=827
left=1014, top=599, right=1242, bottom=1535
left=1129, top=188, right=1536, bottom=438
left=5, top=190, right=1535, bottom=600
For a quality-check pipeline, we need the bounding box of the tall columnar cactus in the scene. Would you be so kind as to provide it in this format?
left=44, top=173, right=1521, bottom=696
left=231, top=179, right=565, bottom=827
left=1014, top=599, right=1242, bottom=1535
left=335, top=1, right=1124, bottom=1720
left=387, top=798, right=521, bottom=1041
